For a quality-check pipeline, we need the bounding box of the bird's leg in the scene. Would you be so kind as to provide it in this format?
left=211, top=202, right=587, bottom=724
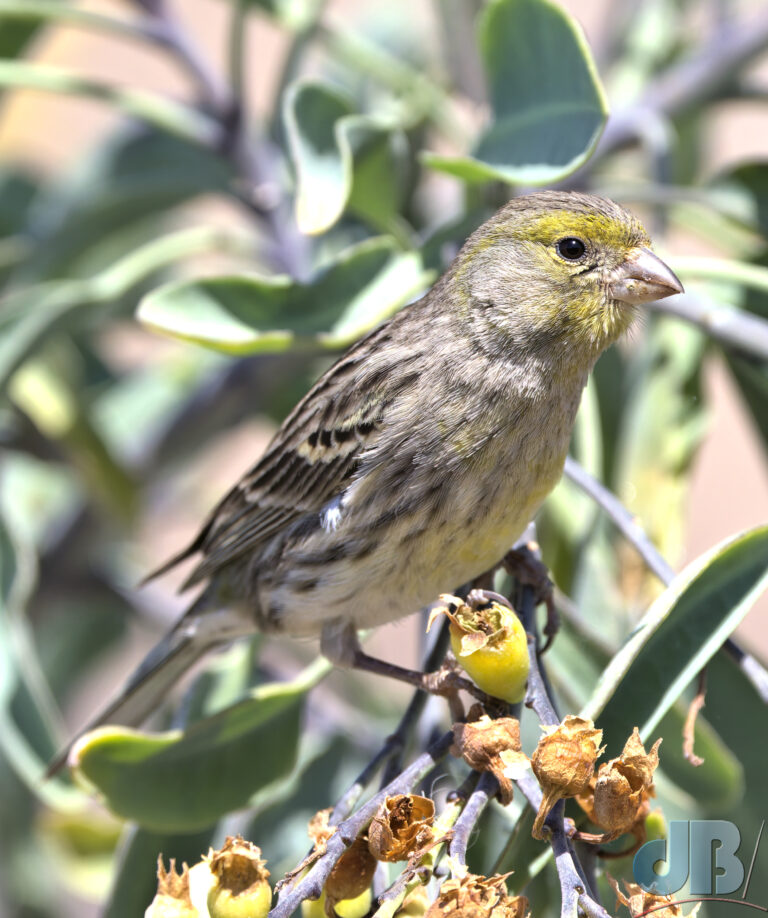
left=502, top=545, right=558, bottom=650
left=319, top=618, right=494, bottom=706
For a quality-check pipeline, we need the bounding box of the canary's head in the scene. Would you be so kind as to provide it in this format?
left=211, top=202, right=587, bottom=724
left=452, top=191, right=683, bottom=358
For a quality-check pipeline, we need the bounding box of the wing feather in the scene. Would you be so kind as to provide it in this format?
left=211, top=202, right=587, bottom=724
left=146, top=318, right=419, bottom=589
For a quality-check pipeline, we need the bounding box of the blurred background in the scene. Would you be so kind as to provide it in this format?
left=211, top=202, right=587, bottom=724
left=1, top=1, right=767, bottom=916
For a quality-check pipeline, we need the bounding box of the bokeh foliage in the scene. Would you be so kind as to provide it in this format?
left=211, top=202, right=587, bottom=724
left=0, top=1, right=768, bottom=916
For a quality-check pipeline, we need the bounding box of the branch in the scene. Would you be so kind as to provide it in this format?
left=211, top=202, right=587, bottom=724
left=268, top=731, right=454, bottom=918
left=563, top=457, right=768, bottom=704
left=647, top=291, right=768, bottom=363
left=517, top=586, right=609, bottom=918
left=448, top=771, right=496, bottom=867
left=131, top=0, right=310, bottom=277
left=130, top=0, right=230, bottom=110
left=563, top=457, right=674, bottom=585
left=594, top=7, right=768, bottom=158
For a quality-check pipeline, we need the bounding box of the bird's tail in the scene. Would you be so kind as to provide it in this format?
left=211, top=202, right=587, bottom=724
left=47, top=603, right=255, bottom=775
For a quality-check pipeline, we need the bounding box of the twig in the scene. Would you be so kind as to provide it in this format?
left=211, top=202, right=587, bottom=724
left=563, top=457, right=768, bottom=705
left=134, top=0, right=309, bottom=278
left=268, top=731, right=454, bottom=918
left=270, top=0, right=329, bottom=133
left=433, top=0, right=486, bottom=104
left=682, top=669, right=707, bottom=767
left=647, top=292, right=768, bottom=363
left=520, top=624, right=609, bottom=916
left=131, top=0, right=230, bottom=110
left=592, top=7, right=768, bottom=159
left=227, top=0, right=249, bottom=116
left=563, top=457, right=674, bottom=584
left=379, top=619, right=451, bottom=787
left=448, top=771, right=497, bottom=867
left=275, top=624, right=451, bottom=901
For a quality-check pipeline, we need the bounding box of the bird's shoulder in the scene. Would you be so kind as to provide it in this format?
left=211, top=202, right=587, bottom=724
left=147, top=308, right=428, bottom=587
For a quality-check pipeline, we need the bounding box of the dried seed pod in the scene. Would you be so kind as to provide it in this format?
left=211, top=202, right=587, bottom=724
left=145, top=857, right=197, bottom=918
left=592, top=729, right=661, bottom=836
left=308, top=809, right=335, bottom=853
left=204, top=836, right=271, bottom=918
left=430, top=595, right=529, bottom=704
left=367, top=794, right=435, bottom=862
left=531, top=715, right=603, bottom=839
left=608, top=875, right=700, bottom=918
left=451, top=710, right=529, bottom=805
left=324, top=836, right=377, bottom=916
left=424, top=872, right=528, bottom=918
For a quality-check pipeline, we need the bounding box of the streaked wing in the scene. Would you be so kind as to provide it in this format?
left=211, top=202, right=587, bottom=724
left=155, top=319, right=419, bottom=588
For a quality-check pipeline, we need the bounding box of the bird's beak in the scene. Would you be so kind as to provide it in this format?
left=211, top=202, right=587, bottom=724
left=609, top=247, right=684, bottom=304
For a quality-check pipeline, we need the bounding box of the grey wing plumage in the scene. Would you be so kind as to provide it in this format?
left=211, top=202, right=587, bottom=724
left=143, top=320, right=413, bottom=590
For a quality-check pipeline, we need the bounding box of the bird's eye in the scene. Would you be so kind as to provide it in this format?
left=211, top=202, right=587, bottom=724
left=556, top=237, right=586, bottom=260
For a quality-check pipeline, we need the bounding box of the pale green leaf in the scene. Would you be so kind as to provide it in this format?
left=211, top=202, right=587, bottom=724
left=137, top=236, right=430, bottom=353
left=424, top=0, right=608, bottom=185
left=285, top=81, right=406, bottom=235
left=582, top=524, right=768, bottom=756
left=72, top=681, right=306, bottom=832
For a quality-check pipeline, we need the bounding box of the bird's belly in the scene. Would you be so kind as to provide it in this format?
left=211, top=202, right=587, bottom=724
left=270, top=435, right=568, bottom=636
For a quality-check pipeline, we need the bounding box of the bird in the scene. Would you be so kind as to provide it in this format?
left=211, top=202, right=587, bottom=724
left=58, top=190, right=683, bottom=756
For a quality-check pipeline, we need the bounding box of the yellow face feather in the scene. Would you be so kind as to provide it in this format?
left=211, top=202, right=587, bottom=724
left=452, top=194, right=657, bottom=356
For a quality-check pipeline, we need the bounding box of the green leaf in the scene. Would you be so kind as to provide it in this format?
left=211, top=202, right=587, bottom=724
left=424, top=0, right=608, bottom=185
left=285, top=81, right=407, bottom=235
left=72, top=681, right=306, bottom=832
left=582, top=524, right=768, bottom=756
left=137, top=236, right=430, bottom=354
left=0, top=508, right=83, bottom=809
left=701, top=651, right=768, bottom=909
left=0, top=60, right=216, bottom=149
left=0, top=226, right=252, bottom=394
left=611, top=318, right=707, bottom=565
left=15, top=130, right=235, bottom=283
left=0, top=0, right=67, bottom=64
left=709, top=161, right=768, bottom=241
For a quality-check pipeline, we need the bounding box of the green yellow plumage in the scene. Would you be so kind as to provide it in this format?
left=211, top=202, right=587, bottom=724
left=56, top=190, right=683, bottom=756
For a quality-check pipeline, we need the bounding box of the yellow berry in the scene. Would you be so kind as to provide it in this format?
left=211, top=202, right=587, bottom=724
left=208, top=881, right=271, bottom=918
left=200, top=837, right=272, bottom=918
left=447, top=601, right=529, bottom=703
left=301, top=887, right=373, bottom=918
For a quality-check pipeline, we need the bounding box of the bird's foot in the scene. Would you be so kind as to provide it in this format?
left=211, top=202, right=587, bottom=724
left=503, top=545, right=558, bottom=651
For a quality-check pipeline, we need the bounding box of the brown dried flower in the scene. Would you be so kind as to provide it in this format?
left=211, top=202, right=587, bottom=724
left=324, top=836, right=377, bottom=916
left=531, top=715, right=603, bottom=839
left=204, top=835, right=271, bottom=918
left=280, top=808, right=338, bottom=892
left=451, top=708, right=529, bottom=805
left=368, top=794, right=435, bottom=862
left=592, top=729, right=661, bottom=837
left=308, top=809, right=335, bottom=852
left=609, top=876, right=700, bottom=918
left=424, top=872, right=528, bottom=918
left=145, top=857, right=196, bottom=918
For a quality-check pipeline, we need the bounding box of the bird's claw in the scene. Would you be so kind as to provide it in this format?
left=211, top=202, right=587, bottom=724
left=503, top=545, right=559, bottom=651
